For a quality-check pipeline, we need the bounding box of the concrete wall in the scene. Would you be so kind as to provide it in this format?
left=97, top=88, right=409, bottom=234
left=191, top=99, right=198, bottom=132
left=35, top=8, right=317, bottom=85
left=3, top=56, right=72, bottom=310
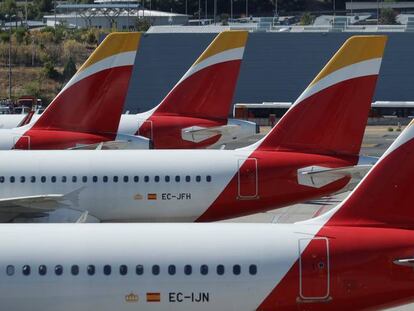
left=124, top=32, right=414, bottom=113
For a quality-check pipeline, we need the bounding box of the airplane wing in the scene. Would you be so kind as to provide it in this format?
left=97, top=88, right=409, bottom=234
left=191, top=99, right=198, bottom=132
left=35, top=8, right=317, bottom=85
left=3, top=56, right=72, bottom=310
left=182, top=125, right=240, bottom=143
left=297, top=165, right=373, bottom=189
left=0, top=187, right=85, bottom=217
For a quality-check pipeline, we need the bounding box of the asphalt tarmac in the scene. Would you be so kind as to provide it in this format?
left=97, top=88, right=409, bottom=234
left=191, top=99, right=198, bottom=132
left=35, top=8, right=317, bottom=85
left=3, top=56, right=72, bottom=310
left=221, top=125, right=410, bottom=311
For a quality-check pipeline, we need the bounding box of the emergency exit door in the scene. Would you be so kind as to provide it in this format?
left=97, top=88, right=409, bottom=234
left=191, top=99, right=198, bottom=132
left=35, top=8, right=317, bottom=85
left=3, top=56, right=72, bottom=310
left=237, top=158, right=258, bottom=199
left=299, top=237, right=330, bottom=300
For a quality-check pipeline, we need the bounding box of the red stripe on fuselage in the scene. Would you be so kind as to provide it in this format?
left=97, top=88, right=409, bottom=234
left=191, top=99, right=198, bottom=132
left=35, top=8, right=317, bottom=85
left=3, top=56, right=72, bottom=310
left=137, top=116, right=225, bottom=149
left=256, top=227, right=414, bottom=311
left=196, top=151, right=356, bottom=222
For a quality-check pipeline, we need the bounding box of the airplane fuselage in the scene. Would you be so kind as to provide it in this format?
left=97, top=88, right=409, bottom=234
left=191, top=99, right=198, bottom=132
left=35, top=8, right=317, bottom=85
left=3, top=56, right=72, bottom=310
left=0, top=149, right=356, bottom=222
left=1, top=223, right=414, bottom=311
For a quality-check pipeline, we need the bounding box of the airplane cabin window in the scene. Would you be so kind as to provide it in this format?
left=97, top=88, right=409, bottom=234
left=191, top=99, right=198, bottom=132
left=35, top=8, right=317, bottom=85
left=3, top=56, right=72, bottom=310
left=165, top=176, right=170, bottom=182
left=103, top=176, right=108, bottom=183
left=144, top=176, right=149, bottom=183
left=123, top=176, right=128, bottom=183
left=206, top=175, right=212, bottom=182
left=217, top=265, right=225, bottom=275
left=82, top=176, right=87, bottom=183
left=120, top=265, right=128, bottom=275
left=185, top=176, right=191, bottom=182
left=61, top=176, right=67, bottom=183
left=41, top=176, right=46, bottom=183
left=168, top=265, right=176, bottom=275
left=51, top=176, right=56, bottom=183
left=93, top=176, right=98, bottom=183
left=233, top=265, right=241, bottom=275
left=87, top=265, right=95, bottom=276
left=200, top=265, right=208, bottom=275
left=134, top=176, right=139, bottom=183
left=103, top=265, right=111, bottom=276
left=0, top=176, right=4, bottom=183
left=20, top=176, right=25, bottom=183
left=184, top=265, right=192, bottom=275
left=71, top=265, right=79, bottom=276
left=175, top=176, right=180, bottom=182
left=152, top=265, right=160, bottom=275
left=196, top=176, right=201, bottom=182
left=10, top=176, right=15, bottom=183
left=113, top=176, right=118, bottom=183
left=154, top=176, right=160, bottom=182
left=30, top=176, right=36, bottom=183
left=6, top=265, right=14, bottom=276
left=22, top=265, right=31, bottom=276
left=38, top=265, right=47, bottom=276
left=72, top=176, right=77, bottom=183
left=249, top=264, right=257, bottom=275
left=55, top=265, right=63, bottom=276
left=136, top=265, right=144, bottom=275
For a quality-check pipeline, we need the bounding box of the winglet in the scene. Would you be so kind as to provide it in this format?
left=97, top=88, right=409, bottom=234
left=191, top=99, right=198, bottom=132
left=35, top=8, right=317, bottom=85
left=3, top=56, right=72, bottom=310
left=152, top=30, right=248, bottom=119
left=31, top=32, right=141, bottom=135
left=251, top=35, right=387, bottom=156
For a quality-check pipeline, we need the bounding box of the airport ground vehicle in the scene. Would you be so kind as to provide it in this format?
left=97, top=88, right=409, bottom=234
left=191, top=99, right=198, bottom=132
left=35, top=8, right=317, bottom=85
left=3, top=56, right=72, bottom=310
left=0, top=35, right=384, bottom=223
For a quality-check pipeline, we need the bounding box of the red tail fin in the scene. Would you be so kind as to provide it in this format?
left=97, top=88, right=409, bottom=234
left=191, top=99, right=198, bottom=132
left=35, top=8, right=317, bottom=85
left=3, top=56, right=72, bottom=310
left=152, top=31, right=248, bottom=120
left=31, top=32, right=141, bottom=134
left=254, top=36, right=387, bottom=156
left=312, top=119, right=414, bottom=229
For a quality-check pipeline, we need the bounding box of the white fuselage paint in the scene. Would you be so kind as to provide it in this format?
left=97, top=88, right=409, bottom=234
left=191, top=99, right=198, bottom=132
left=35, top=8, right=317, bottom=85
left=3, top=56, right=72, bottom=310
left=0, top=114, right=257, bottom=149
left=0, top=149, right=252, bottom=222
left=0, top=223, right=321, bottom=311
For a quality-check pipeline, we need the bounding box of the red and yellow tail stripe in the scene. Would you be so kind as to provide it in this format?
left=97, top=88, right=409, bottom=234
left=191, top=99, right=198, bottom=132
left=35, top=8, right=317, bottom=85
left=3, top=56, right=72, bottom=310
left=59, top=32, right=141, bottom=95
left=294, top=35, right=386, bottom=106
left=175, top=30, right=248, bottom=85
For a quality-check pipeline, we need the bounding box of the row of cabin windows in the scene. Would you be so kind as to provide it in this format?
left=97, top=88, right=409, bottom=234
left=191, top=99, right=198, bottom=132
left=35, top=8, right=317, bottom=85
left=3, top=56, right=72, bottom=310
left=0, top=175, right=212, bottom=184
left=6, top=264, right=257, bottom=277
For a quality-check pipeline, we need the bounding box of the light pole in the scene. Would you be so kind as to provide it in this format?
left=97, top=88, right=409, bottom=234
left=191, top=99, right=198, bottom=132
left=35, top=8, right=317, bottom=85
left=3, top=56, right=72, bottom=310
left=214, top=0, right=217, bottom=24
left=230, top=0, right=233, bottom=21
left=246, top=0, right=248, bottom=18
left=205, top=0, right=207, bottom=20
left=7, top=14, right=13, bottom=100
left=199, top=0, right=201, bottom=24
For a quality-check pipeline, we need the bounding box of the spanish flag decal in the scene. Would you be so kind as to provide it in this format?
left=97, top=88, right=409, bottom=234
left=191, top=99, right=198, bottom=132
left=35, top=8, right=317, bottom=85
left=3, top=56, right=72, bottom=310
left=147, top=193, right=157, bottom=200
left=146, top=292, right=161, bottom=302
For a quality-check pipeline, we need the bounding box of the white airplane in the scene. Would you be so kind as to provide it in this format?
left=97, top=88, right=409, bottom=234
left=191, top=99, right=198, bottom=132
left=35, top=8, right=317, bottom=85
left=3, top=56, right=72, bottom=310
left=1, top=89, right=414, bottom=311
left=0, top=31, right=257, bottom=150
left=0, top=35, right=385, bottom=223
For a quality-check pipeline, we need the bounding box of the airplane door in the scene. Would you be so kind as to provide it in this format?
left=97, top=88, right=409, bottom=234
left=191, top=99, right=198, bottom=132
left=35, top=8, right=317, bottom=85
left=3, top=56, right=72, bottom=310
left=237, top=158, right=258, bottom=199
left=13, top=135, right=30, bottom=150
left=299, top=237, right=330, bottom=301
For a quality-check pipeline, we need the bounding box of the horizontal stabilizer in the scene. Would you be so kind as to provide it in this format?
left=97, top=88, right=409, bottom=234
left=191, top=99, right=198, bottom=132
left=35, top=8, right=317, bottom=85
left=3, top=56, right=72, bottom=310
left=297, top=165, right=373, bottom=188
left=182, top=124, right=240, bottom=143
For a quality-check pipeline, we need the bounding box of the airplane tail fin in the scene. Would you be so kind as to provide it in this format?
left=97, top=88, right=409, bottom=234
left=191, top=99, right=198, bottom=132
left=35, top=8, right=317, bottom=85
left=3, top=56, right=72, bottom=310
left=252, top=35, right=387, bottom=156
left=31, top=32, right=141, bottom=134
left=307, top=119, right=414, bottom=229
left=152, top=30, right=248, bottom=119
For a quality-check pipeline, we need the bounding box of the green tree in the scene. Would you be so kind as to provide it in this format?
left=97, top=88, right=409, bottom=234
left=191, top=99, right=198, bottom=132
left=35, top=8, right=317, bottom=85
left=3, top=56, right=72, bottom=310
left=135, top=18, right=151, bottom=31
left=63, top=57, right=77, bottom=81
left=14, top=27, right=27, bottom=44
left=43, top=61, right=60, bottom=80
left=380, top=8, right=397, bottom=25
left=300, top=12, right=313, bottom=25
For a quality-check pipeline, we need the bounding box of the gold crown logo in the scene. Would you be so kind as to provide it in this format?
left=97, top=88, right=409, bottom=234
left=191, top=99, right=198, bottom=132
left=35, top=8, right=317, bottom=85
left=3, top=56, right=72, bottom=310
left=125, top=292, right=139, bottom=303
left=134, top=193, right=143, bottom=200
